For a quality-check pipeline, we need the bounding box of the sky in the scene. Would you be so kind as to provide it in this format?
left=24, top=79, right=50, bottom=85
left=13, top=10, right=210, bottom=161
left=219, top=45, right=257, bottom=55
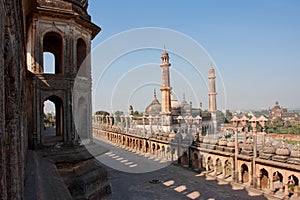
left=85, top=0, right=300, bottom=113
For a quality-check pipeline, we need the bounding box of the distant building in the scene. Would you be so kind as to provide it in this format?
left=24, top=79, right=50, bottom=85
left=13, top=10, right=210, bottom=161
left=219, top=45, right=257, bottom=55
left=269, top=101, right=300, bottom=122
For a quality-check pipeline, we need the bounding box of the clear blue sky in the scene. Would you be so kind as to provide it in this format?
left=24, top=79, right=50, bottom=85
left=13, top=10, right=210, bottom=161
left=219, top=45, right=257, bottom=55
left=87, top=0, right=300, bottom=113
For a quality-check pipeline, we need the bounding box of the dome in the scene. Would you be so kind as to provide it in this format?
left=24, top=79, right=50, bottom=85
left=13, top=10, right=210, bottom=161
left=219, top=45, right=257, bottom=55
left=290, top=144, right=300, bottom=158
left=145, top=90, right=161, bottom=116
left=275, top=142, right=290, bottom=156
left=263, top=140, right=275, bottom=154
left=218, top=136, right=227, bottom=146
left=171, top=94, right=180, bottom=109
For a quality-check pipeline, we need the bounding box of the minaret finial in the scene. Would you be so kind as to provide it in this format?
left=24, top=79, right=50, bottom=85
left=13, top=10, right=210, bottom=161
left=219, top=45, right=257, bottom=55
left=183, top=92, right=185, bottom=100
left=154, top=88, right=157, bottom=98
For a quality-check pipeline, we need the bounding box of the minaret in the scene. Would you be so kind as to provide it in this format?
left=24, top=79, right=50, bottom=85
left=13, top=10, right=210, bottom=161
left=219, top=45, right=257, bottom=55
left=208, top=66, right=217, bottom=112
left=208, top=66, right=217, bottom=133
left=160, top=48, right=172, bottom=130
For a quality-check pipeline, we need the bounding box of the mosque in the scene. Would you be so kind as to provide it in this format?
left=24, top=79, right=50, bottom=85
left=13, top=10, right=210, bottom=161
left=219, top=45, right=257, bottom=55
left=129, top=49, right=218, bottom=134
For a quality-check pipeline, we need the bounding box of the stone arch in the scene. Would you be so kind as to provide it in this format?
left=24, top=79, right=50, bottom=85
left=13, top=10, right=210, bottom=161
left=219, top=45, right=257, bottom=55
left=181, top=151, right=188, bottom=166
left=122, top=136, right=125, bottom=145
left=76, top=38, right=87, bottom=72
left=224, top=160, right=232, bottom=177
left=241, top=164, right=249, bottom=183
left=272, top=171, right=283, bottom=192
left=146, top=141, right=149, bottom=153
left=193, top=153, right=199, bottom=169
left=130, top=138, right=133, bottom=148
left=162, top=145, right=165, bottom=157
left=287, top=175, right=299, bottom=196
left=207, top=156, right=214, bottom=171
left=139, top=140, right=142, bottom=151
left=260, top=168, right=269, bottom=190
left=43, top=31, right=64, bottom=74
left=152, top=143, right=156, bottom=154
left=43, top=95, right=64, bottom=143
left=215, top=158, right=222, bottom=175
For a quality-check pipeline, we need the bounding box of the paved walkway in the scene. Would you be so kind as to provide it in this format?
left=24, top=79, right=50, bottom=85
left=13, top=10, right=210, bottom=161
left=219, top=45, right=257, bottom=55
left=95, top=139, right=267, bottom=200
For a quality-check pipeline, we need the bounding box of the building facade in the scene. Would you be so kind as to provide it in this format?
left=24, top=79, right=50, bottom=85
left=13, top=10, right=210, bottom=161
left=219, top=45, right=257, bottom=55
left=0, top=0, right=107, bottom=198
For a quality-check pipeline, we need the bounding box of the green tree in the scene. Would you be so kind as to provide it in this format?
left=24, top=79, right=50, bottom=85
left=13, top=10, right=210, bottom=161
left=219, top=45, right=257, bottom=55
left=132, top=110, right=142, bottom=117
left=114, top=111, right=124, bottom=122
left=224, top=110, right=233, bottom=123
left=95, top=110, right=110, bottom=123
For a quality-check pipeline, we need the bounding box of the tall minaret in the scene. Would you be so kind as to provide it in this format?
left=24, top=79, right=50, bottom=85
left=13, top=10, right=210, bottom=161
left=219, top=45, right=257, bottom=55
left=160, top=48, right=172, bottom=130
left=208, top=66, right=217, bottom=112
left=208, top=66, right=217, bottom=133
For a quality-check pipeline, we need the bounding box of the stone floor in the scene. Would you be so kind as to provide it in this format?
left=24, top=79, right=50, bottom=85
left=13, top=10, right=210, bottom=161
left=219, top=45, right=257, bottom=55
left=95, top=139, right=268, bottom=200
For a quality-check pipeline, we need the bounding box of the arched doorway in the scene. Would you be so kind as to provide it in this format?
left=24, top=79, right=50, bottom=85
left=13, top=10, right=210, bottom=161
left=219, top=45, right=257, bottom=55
left=260, top=169, right=269, bottom=190
left=288, top=175, right=299, bottom=197
left=272, top=171, right=283, bottom=192
left=193, top=153, right=199, bottom=169
left=216, top=158, right=222, bottom=175
left=225, top=160, right=232, bottom=177
left=241, top=164, right=249, bottom=183
left=139, top=140, right=143, bottom=151
left=181, top=152, right=188, bottom=166
left=207, top=157, right=214, bottom=171
left=152, top=143, right=156, bottom=154
left=146, top=142, right=149, bottom=153
left=43, top=95, right=63, bottom=143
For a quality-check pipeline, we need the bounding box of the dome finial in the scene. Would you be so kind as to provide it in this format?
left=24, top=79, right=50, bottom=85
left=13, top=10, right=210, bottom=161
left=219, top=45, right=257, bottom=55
left=154, top=88, right=157, bottom=98
left=183, top=92, right=185, bottom=100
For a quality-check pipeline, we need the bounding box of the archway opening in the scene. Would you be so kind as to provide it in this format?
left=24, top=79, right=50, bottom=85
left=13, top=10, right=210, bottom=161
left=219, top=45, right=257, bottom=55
left=181, top=152, right=188, bottom=166
left=207, top=157, right=214, bottom=171
left=43, top=96, right=63, bottom=143
left=260, top=169, right=269, bottom=190
left=193, top=153, right=199, bottom=169
left=272, top=171, right=283, bottom=193
left=288, top=175, right=299, bottom=197
left=152, top=143, right=156, bottom=154
left=216, top=158, right=222, bottom=175
left=241, top=164, right=249, bottom=183
left=225, top=160, right=232, bottom=177
left=146, top=142, right=149, bottom=153
left=43, top=32, right=63, bottom=74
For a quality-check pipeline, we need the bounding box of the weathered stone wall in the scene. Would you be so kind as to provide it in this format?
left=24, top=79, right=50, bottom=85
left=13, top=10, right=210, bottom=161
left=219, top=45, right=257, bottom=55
left=0, top=0, right=28, bottom=199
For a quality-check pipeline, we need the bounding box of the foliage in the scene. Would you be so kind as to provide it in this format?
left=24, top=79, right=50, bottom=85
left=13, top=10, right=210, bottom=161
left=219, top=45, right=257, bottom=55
left=224, top=110, right=233, bottom=123
left=95, top=110, right=110, bottom=123
left=132, top=110, right=143, bottom=117
left=114, top=111, right=124, bottom=122
left=266, top=117, right=300, bottom=134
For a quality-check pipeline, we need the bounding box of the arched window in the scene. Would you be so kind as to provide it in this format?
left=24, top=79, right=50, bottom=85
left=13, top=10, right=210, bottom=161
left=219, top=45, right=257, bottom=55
left=43, top=32, right=63, bottom=74
left=76, top=38, right=87, bottom=76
